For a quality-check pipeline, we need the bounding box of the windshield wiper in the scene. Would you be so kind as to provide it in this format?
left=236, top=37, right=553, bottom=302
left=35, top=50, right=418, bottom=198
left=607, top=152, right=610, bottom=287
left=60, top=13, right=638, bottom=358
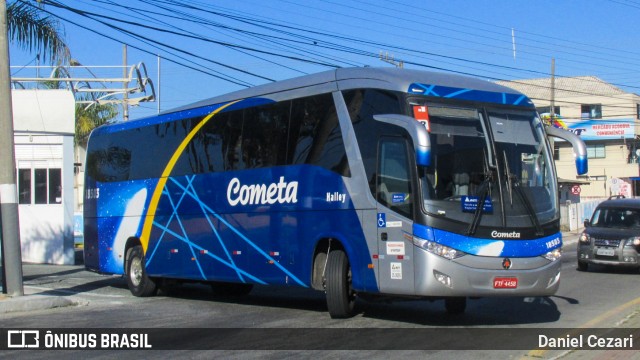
left=503, top=152, right=514, bottom=206
left=466, top=151, right=493, bottom=236
left=502, top=150, right=544, bottom=236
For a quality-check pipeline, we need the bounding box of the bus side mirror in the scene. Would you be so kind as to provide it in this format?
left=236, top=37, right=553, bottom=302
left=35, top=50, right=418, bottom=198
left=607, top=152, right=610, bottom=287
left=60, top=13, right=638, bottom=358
left=583, top=219, right=591, bottom=228
left=373, top=114, right=431, bottom=167
left=545, top=125, right=588, bottom=175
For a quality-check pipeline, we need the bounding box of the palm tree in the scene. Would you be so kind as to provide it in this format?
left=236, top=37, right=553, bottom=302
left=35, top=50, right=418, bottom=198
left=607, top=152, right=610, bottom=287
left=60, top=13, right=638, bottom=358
left=75, top=96, right=118, bottom=147
left=7, top=1, right=118, bottom=143
left=7, top=0, right=70, bottom=64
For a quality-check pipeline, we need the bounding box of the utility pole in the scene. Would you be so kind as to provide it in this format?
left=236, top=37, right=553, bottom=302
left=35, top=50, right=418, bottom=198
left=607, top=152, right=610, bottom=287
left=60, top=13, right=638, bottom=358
left=157, top=54, right=161, bottom=114
left=511, top=28, right=517, bottom=61
left=548, top=58, right=556, bottom=160
left=123, top=44, right=129, bottom=121
left=0, top=0, right=24, bottom=296
left=550, top=58, right=556, bottom=118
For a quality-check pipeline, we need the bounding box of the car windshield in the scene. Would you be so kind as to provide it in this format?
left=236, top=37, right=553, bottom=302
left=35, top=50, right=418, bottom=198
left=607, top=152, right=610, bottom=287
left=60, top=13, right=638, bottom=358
left=591, top=207, right=640, bottom=228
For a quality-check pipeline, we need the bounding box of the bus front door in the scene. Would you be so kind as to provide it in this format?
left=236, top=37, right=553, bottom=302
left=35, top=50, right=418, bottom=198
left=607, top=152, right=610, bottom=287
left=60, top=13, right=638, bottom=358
left=375, top=136, right=415, bottom=295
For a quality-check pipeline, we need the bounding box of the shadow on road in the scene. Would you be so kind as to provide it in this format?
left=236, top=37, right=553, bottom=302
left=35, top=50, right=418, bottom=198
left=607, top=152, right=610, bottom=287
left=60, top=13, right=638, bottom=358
left=155, top=282, right=566, bottom=326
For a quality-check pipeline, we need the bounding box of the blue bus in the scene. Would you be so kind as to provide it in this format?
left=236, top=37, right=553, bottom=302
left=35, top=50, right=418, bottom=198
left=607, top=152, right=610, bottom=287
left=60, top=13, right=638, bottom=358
left=84, top=67, right=587, bottom=317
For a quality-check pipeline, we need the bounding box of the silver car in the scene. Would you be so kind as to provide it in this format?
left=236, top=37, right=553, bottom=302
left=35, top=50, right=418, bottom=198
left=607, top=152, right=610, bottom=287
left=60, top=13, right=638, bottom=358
left=578, top=197, right=640, bottom=271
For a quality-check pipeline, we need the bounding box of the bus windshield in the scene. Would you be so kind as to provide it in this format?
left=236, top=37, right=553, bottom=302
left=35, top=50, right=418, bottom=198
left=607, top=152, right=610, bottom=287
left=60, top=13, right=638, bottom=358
left=414, top=103, right=557, bottom=231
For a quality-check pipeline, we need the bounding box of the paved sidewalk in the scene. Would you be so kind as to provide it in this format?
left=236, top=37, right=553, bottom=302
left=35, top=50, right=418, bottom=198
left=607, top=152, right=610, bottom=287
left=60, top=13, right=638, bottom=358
left=562, top=231, right=581, bottom=245
left=0, top=261, right=93, bottom=314
left=0, top=291, right=79, bottom=314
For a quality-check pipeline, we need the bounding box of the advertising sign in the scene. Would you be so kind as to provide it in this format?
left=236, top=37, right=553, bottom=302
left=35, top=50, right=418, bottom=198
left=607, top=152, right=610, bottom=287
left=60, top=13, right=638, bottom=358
left=544, top=115, right=635, bottom=141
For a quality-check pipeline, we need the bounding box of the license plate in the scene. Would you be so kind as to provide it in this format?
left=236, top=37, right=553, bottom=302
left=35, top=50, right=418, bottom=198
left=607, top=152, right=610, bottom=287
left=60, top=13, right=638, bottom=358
left=597, top=248, right=615, bottom=256
left=493, top=277, right=518, bottom=289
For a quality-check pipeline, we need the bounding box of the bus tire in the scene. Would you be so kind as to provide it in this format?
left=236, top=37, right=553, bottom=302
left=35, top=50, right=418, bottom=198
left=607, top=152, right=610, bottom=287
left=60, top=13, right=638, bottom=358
left=325, top=249, right=356, bottom=318
left=125, top=245, right=157, bottom=297
left=210, top=281, right=253, bottom=296
left=445, top=297, right=466, bottom=315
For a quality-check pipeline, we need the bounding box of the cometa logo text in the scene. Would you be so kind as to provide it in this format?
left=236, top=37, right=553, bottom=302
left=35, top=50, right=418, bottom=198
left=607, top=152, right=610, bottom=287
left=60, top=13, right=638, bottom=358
left=491, top=230, right=521, bottom=239
left=227, top=176, right=298, bottom=206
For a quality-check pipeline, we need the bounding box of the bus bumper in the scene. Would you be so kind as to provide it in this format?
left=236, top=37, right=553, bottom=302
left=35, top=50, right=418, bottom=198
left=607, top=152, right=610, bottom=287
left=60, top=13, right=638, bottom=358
left=413, top=247, right=561, bottom=297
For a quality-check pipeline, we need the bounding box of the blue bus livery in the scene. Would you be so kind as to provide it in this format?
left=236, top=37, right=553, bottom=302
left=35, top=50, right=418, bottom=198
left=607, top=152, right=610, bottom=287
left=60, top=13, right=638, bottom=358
left=84, top=67, right=587, bottom=317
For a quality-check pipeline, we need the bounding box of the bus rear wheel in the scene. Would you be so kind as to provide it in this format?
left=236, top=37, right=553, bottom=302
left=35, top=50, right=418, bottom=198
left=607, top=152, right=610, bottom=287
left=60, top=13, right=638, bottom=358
left=325, top=249, right=356, bottom=318
left=125, top=245, right=157, bottom=297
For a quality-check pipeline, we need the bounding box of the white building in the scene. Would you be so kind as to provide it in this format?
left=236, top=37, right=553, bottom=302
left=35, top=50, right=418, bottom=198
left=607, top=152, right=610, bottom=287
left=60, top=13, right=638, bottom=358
left=12, top=89, right=76, bottom=265
left=497, top=76, right=640, bottom=200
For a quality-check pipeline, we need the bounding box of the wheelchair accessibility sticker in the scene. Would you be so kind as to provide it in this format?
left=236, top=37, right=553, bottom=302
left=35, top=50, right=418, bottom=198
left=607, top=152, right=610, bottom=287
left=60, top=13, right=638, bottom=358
left=377, top=213, right=386, bottom=228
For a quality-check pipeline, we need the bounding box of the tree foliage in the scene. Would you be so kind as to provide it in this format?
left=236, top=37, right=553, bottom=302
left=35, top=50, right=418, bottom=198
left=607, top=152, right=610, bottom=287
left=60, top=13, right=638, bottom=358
left=75, top=97, right=118, bottom=147
left=7, top=1, right=119, bottom=144
left=7, top=1, right=70, bottom=64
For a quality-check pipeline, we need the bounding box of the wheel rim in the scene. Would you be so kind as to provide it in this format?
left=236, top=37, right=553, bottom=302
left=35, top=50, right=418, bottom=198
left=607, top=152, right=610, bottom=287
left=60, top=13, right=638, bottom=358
left=130, top=257, right=143, bottom=287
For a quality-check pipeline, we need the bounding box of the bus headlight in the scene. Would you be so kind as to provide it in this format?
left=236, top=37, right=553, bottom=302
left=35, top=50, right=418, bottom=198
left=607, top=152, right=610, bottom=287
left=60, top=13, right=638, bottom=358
left=413, top=237, right=466, bottom=260
left=543, top=248, right=562, bottom=262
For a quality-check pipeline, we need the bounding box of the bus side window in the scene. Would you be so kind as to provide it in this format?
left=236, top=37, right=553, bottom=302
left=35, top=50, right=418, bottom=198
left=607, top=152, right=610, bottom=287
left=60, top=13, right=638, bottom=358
left=289, top=94, right=350, bottom=176
left=242, top=101, right=290, bottom=168
left=345, top=89, right=403, bottom=198
left=377, top=137, right=413, bottom=219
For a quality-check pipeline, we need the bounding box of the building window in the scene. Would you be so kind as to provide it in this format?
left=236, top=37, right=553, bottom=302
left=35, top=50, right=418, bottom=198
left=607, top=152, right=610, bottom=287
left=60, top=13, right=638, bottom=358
left=18, top=169, right=31, bottom=204
left=537, top=106, right=561, bottom=115
left=636, top=104, right=640, bottom=119
left=17, top=168, right=62, bottom=205
left=553, top=144, right=560, bottom=161
left=586, top=144, right=606, bottom=159
left=49, top=168, right=62, bottom=204
left=581, top=104, right=602, bottom=119
left=34, top=169, right=48, bottom=204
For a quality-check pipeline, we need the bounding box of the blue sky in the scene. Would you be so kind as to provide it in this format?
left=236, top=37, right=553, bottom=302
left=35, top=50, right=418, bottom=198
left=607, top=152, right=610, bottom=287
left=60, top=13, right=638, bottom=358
left=9, top=0, right=640, bottom=121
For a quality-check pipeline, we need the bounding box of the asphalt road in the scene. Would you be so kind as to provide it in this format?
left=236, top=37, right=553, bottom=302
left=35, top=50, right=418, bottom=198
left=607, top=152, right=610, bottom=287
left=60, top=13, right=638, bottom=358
left=1, top=236, right=639, bottom=359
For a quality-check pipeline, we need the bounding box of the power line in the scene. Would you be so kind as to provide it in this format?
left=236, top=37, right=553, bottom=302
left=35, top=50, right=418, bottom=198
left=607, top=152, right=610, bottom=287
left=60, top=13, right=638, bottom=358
left=26, top=0, right=255, bottom=87
left=42, top=0, right=280, bottom=83
left=33, top=0, right=640, bottom=107
left=179, top=0, right=640, bottom=91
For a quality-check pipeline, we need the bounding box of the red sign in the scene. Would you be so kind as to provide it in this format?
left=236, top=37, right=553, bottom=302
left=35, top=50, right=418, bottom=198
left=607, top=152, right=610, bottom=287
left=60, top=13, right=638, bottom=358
left=493, top=277, right=518, bottom=289
left=413, top=105, right=430, bottom=132
left=571, top=185, right=581, bottom=195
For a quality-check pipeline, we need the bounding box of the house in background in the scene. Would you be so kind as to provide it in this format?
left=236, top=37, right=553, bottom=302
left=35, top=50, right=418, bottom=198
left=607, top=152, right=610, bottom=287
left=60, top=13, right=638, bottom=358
left=497, top=76, right=640, bottom=200
left=12, top=89, right=76, bottom=265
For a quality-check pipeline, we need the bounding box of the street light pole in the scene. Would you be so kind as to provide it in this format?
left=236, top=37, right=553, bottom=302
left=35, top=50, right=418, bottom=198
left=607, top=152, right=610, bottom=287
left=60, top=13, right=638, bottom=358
left=0, top=0, right=24, bottom=296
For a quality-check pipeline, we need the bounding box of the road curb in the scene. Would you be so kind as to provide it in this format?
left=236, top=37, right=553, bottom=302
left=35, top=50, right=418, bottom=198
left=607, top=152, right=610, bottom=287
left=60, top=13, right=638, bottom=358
left=0, top=294, right=81, bottom=315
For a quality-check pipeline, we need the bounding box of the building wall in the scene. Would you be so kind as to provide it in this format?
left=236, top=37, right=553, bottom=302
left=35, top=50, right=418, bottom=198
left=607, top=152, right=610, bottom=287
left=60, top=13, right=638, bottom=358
left=497, top=77, right=640, bottom=200
left=12, top=89, right=76, bottom=265
left=556, top=142, right=637, bottom=199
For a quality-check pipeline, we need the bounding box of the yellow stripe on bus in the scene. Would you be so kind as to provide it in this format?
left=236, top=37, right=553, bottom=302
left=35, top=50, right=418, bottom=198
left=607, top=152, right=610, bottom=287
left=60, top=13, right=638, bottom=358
left=140, top=100, right=241, bottom=253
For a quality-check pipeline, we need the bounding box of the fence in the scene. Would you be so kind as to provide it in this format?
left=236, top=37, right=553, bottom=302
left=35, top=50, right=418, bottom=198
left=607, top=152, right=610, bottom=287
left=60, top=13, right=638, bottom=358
left=559, top=198, right=606, bottom=232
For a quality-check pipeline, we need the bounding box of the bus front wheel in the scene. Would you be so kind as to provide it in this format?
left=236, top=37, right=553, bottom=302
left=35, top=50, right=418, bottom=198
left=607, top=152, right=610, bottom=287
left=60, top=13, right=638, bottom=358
left=125, top=245, right=157, bottom=297
left=325, top=249, right=356, bottom=318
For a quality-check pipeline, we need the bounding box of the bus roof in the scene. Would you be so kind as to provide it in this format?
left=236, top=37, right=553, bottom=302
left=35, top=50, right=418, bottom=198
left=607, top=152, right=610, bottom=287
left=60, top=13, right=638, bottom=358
left=93, top=67, right=533, bottom=135
left=168, top=67, right=531, bottom=114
